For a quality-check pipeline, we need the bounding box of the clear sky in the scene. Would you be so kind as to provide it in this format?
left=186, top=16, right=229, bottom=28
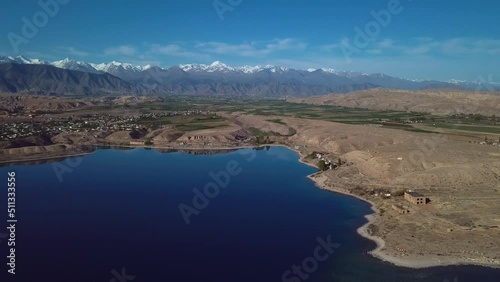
left=1, top=0, right=499, bottom=81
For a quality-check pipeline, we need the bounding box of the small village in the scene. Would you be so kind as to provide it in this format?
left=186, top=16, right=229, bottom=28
left=313, top=151, right=346, bottom=171
left=312, top=151, right=431, bottom=217
left=0, top=110, right=211, bottom=141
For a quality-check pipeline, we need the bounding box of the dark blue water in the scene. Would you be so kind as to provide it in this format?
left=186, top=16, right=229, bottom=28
left=0, top=147, right=498, bottom=282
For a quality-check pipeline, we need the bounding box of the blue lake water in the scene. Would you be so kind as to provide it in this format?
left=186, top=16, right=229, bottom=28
left=0, top=147, right=498, bottom=282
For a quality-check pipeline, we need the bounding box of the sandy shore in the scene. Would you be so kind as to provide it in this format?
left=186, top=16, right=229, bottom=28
left=293, top=150, right=500, bottom=270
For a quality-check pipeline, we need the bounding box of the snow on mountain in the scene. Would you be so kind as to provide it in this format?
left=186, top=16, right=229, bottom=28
left=305, top=68, right=370, bottom=78
left=25, top=58, right=48, bottom=65
left=449, top=79, right=468, bottom=85
left=0, top=57, right=10, bottom=64
left=320, top=68, right=339, bottom=74
left=449, top=79, right=489, bottom=87
left=179, top=62, right=291, bottom=74
left=206, top=61, right=233, bottom=72
left=262, top=65, right=290, bottom=73
left=0, top=56, right=418, bottom=80
left=91, top=61, right=145, bottom=73
left=14, top=56, right=38, bottom=64
left=0, top=55, right=48, bottom=65
left=0, top=56, right=487, bottom=88
left=180, top=61, right=235, bottom=73
left=143, top=65, right=156, bottom=71
left=237, top=65, right=262, bottom=73
left=408, top=78, right=428, bottom=83
left=51, top=58, right=101, bottom=73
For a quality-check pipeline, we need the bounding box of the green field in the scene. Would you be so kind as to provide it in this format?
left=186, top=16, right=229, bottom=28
left=122, top=96, right=500, bottom=135
left=431, top=123, right=500, bottom=134
left=132, top=113, right=228, bottom=131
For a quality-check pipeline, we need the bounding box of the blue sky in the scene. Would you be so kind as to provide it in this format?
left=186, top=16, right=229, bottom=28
left=1, top=0, right=499, bottom=81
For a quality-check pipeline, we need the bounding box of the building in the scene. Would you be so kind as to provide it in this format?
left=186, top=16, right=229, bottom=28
left=404, top=191, right=427, bottom=205
left=392, top=204, right=410, bottom=214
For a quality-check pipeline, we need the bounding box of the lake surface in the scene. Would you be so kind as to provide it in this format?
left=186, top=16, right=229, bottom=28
left=0, top=147, right=498, bottom=282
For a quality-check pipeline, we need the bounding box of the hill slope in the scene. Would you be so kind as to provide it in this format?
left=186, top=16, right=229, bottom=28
left=288, top=88, right=500, bottom=115
left=0, top=63, right=140, bottom=96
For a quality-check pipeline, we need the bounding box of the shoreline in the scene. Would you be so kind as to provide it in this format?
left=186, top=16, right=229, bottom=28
left=287, top=146, right=500, bottom=270
left=0, top=144, right=256, bottom=165
left=0, top=152, right=93, bottom=165
left=4, top=143, right=500, bottom=269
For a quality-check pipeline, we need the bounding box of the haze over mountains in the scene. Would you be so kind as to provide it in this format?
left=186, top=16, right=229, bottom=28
left=0, top=55, right=496, bottom=97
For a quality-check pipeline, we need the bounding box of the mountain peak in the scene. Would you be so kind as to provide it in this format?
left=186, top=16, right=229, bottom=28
left=2, top=55, right=500, bottom=97
left=15, top=55, right=30, bottom=62
left=9, top=55, right=48, bottom=65
left=210, top=61, right=226, bottom=67
left=110, top=61, right=124, bottom=66
left=207, top=61, right=233, bottom=72
left=0, top=55, right=491, bottom=88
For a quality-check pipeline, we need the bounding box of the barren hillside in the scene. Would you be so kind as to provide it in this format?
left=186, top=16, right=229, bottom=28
left=0, top=94, right=162, bottom=113
left=288, top=88, right=500, bottom=115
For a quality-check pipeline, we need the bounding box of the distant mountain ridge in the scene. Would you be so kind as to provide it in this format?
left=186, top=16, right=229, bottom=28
left=0, top=55, right=497, bottom=97
left=0, top=63, right=139, bottom=96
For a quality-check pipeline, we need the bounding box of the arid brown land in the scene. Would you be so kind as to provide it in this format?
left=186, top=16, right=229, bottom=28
left=288, top=88, right=500, bottom=116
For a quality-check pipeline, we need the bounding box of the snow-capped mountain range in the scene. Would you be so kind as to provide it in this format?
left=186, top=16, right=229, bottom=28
left=2, top=56, right=320, bottom=76
left=0, top=55, right=484, bottom=85
left=179, top=61, right=291, bottom=74
left=0, top=55, right=497, bottom=97
left=1, top=56, right=152, bottom=74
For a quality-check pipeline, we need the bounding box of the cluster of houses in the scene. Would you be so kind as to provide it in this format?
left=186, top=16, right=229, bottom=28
left=0, top=122, right=42, bottom=140
left=476, top=139, right=500, bottom=147
left=0, top=116, right=139, bottom=140
left=0, top=110, right=212, bottom=141
left=315, top=152, right=342, bottom=170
